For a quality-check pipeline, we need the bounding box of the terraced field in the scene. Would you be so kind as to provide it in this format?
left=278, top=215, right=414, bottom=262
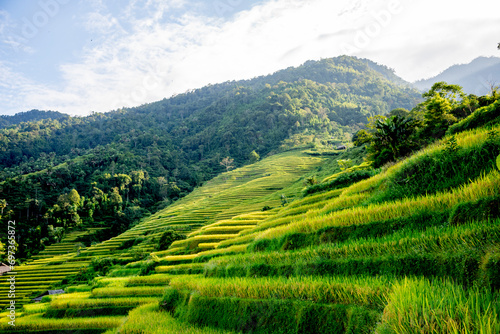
left=2, top=124, right=500, bottom=333
left=0, top=229, right=106, bottom=309
left=0, top=149, right=329, bottom=332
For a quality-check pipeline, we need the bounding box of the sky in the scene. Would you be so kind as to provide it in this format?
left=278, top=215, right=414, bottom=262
left=0, top=0, right=499, bottom=116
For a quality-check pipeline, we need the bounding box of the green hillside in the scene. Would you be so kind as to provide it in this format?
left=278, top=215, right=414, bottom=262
left=0, top=56, right=421, bottom=261
left=1, top=57, right=500, bottom=333
left=2, top=110, right=500, bottom=332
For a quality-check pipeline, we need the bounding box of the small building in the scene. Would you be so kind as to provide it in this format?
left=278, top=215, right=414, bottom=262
left=336, top=145, right=347, bottom=150
left=32, top=289, right=65, bottom=302
left=0, top=263, right=11, bottom=276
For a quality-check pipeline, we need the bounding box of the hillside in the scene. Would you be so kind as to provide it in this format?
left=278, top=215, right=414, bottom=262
left=0, top=110, right=68, bottom=129
left=1, top=55, right=500, bottom=333
left=1, top=106, right=499, bottom=332
left=0, top=56, right=421, bottom=261
left=414, top=56, right=500, bottom=95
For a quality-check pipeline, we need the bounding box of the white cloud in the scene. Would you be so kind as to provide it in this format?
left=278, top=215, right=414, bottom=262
left=1, top=0, right=500, bottom=115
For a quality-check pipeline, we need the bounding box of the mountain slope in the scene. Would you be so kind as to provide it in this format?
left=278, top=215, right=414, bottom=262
left=2, top=116, right=499, bottom=333
left=414, top=56, right=500, bottom=95
left=0, top=110, right=68, bottom=129
left=0, top=56, right=421, bottom=261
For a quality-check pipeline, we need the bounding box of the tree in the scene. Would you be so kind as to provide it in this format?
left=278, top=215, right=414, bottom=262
left=337, top=159, right=354, bottom=171
left=356, top=115, right=418, bottom=167
left=108, top=187, right=123, bottom=213
left=419, top=82, right=464, bottom=138
left=155, top=230, right=186, bottom=251
left=220, top=157, right=234, bottom=172
left=373, top=115, right=417, bottom=160
left=67, top=189, right=81, bottom=206
left=249, top=150, right=260, bottom=163
left=0, top=199, right=7, bottom=218
left=388, top=108, right=410, bottom=119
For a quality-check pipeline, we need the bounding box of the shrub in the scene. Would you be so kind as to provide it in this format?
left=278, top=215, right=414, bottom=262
left=156, top=230, right=186, bottom=251
left=447, top=99, right=500, bottom=135
left=139, top=259, right=158, bottom=276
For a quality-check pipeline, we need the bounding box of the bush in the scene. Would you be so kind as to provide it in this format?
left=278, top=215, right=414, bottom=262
left=91, top=257, right=119, bottom=276
left=41, top=296, right=52, bottom=303
left=447, top=99, right=500, bottom=135
left=139, top=259, right=158, bottom=276
left=159, top=288, right=190, bottom=314
left=156, top=230, right=186, bottom=251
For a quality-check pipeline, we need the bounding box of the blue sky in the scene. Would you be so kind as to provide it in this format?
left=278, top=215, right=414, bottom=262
left=0, top=0, right=499, bottom=115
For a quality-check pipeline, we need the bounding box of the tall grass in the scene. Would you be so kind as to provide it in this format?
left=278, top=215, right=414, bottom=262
left=168, top=275, right=390, bottom=309
left=156, top=263, right=205, bottom=274
left=125, top=274, right=171, bottom=286
left=119, top=303, right=236, bottom=334
left=22, top=302, right=50, bottom=315
left=377, top=277, right=500, bottom=334
left=258, top=170, right=500, bottom=240
left=91, top=286, right=166, bottom=297
left=0, top=314, right=124, bottom=331
left=49, top=296, right=158, bottom=309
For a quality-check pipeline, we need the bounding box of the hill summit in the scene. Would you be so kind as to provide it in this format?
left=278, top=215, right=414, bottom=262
left=414, top=56, right=500, bottom=95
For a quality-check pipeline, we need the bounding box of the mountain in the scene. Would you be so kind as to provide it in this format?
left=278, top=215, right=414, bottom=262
left=0, top=55, right=421, bottom=260
left=414, top=56, right=500, bottom=95
left=0, top=109, right=68, bottom=129
left=1, top=56, right=500, bottom=332
left=1, top=104, right=499, bottom=331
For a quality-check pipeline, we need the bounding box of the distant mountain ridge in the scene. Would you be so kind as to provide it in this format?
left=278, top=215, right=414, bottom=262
left=0, top=109, right=68, bottom=129
left=414, top=56, right=500, bottom=95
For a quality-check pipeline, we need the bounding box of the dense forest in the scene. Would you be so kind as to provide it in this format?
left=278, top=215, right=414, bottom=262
left=0, top=110, right=68, bottom=129
left=0, top=56, right=421, bottom=260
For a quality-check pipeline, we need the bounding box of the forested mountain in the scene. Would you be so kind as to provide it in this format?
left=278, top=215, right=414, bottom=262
left=0, top=110, right=68, bottom=129
left=0, top=55, right=421, bottom=260
left=414, top=56, right=500, bottom=95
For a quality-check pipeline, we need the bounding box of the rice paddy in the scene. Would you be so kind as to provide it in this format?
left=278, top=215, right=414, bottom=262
left=3, top=125, right=500, bottom=333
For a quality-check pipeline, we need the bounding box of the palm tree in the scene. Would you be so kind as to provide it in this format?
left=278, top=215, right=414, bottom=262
left=374, top=115, right=415, bottom=160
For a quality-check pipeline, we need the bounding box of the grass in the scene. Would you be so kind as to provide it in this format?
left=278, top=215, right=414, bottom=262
left=91, top=286, right=166, bottom=297
left=0, top=314, right=124, bottom=331
left=49, top=296, right=159, bottom=309
left=377, top=277, right=500, bottom=333
left=209, top=219, right=500, bottom=270
left=116, top=303, right=237, bottom=334
left=125, top=274, right=171, bottom=286
left=167, top=275, right=390, bottom=309
left=256, top=170, right=500, bottom=240
left=4, top=124, right=500, bottom=332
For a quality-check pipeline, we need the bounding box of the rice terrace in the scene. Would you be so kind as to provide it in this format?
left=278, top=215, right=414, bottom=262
left=0, top=1, right=500, bottom=333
